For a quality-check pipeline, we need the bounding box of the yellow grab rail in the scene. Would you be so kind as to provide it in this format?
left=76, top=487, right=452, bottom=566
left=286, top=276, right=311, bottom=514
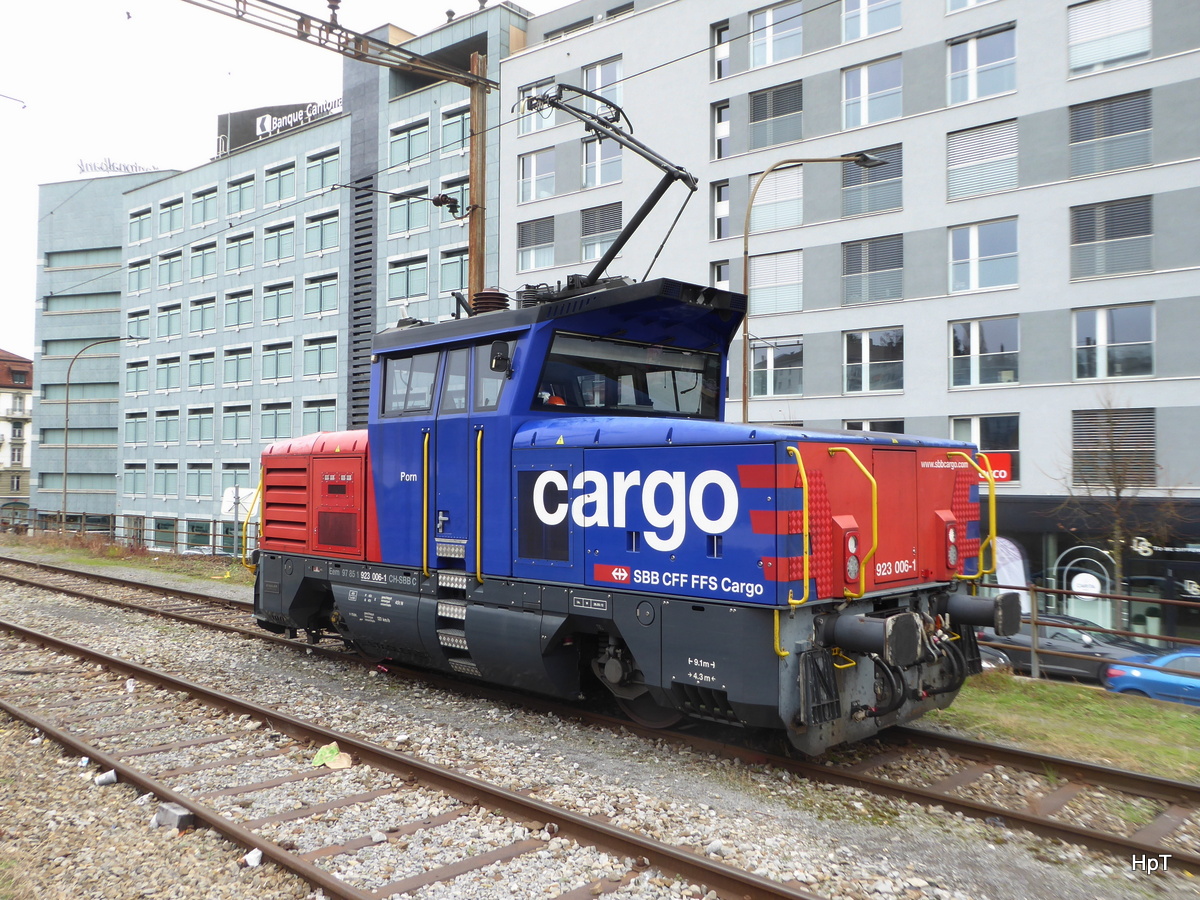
left=785, top=446, right=811, bottom=608
left=239, top=474, right=265, bottom=575
left=773, top=609, right=789, bottom=658
left=947, top=450, right=997, bottom=579
left=475, top=428, right=484, bottom=584
left=827, top=447, right=878, bottom=599
left=422, top=431, right=431, bottom=577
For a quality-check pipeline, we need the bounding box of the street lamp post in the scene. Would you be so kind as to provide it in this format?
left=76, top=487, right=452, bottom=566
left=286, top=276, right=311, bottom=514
left=740, top=152, right=887, bottom=423
left=61, top=336, right=124, bottom=533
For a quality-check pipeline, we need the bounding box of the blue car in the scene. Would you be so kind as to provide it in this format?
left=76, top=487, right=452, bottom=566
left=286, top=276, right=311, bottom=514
left=1103, top=650, right=1200, bottom=706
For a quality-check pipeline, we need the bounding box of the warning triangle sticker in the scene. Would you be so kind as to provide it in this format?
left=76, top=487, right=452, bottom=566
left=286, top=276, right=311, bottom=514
left=556, top=435, right=565, bottom=445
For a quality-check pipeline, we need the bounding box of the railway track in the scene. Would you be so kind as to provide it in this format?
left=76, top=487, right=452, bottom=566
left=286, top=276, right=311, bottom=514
left=2, top=553, right=1199, bottom=883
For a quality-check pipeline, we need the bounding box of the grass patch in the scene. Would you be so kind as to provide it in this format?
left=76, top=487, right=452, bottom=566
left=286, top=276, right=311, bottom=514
left=0, top=533, right=255, bottom=588
left=925, top=671, right=1200, bottom=784
left=0, top=858, right=36, bottom=900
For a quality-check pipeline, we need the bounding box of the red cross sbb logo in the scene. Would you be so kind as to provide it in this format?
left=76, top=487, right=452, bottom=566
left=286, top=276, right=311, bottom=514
left=594, top=564, right=631, bottom=584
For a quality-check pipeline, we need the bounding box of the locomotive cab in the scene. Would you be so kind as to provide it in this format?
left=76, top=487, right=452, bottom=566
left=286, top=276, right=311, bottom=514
left=254, top=278, right=1017, bottom=755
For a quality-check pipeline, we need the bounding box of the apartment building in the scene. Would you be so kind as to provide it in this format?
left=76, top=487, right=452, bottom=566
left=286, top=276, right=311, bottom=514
left=499, top=0, right=1200, bottom=587
left=0, top=350, right=32, bottom=529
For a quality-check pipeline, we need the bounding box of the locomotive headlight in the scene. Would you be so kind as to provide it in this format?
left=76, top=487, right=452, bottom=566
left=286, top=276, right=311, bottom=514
left=847, top=534, right=859, bottom=555
left=846, top=554, right=861, bottom=581
left=946, top=524, right=959, bottom=568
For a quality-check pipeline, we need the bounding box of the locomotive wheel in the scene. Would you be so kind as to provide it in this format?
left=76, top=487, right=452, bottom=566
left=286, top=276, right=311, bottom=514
left=616, top=692, right=684, bottom=729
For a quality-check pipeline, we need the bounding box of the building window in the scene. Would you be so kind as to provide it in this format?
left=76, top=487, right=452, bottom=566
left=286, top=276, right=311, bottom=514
left=124, top=465, right=146, bottom=496
left=264, top=223, right=295, bottom=262
left=846, top=420, right=904, bottom=434
left=159, top=199, right=183, bottom=234
left=305, top=212, right=339, bottom=253
left=440, top=249, right=469, bottom=293
left=1070, top=196, right=1152, bottom=278
left=749, top=250, right=802, bottom=314
left=441, top=108, right=470, bottom=155
left=222, top=464, right=252, bottom=493
left=844, top=0, right=902, bottom=42
left=158, top=252, right=183, bottom=287
left=306, top=150, right=339, bottom=191
left=583, top=139, right=621, bottom=188
left=264, top=164, right=295, bottom=204
left=129, top=209, right=151, bottom=243
left=1072, top=407, right=1154, bottom=488
left=222, top=405, right=251, bottom=442
left=949, top=0, right=998, bottom=10
left=262, top=342, right=293, bottom=381
left=388, top=258, right=429, bottom=302
left=261, top=403, right=292, bottom=441
left=128, top=260, right=151, bottom=293
left=191, top=188, right=217, bottom=225
left=227, top=177, right=254, bottom=214
left=153, top=464, right=178, bottom=497
left=1068, top=0, right=1151, bottom=75
left=157, top=304, right=181, bottom=339
left=842, top=144, right=902, bottom=216
left=518, top=217, right=555, bottom=271
left=946, top=120, right=1017, bottom=199
left=749, top=81, right=804, bottom=149
left=949, top=26, right=1016, bottom=104
left=845, top=328, right=903, bottom=392
left=391, top=121, right=429, bottom=166
left=749, top=166, right=803, bottom=232
left=225, top=233, right=254, bottom=271
left=843, top=57, right=902, bottom=128
left=223, top=348, right=252, bottom=385
left=582, top=57, right=622, bottom=113
left=190, top=242, right=216, bottom=280
left=264, top=283, right=294, bottom=321
left=713, top=103, right=731, bottom=159
left=187, top=299, right=214, bottom=334
left=125, top=412, right=148, bottom=445
left=303, top=337, right=337, bottom=377
left=581, top=203, right=622, bottom=262
left=186, top=464, right=213, bottom=499
left=186, top=408, right=214, bottom=443
left=712, top=260, right=730, bottom=290
left=951, top=316, right=1019, bottom=386
left=1070, top=91, right=1151, bottom=177
left=953, top=414, right=1020, bottom=481
left=389, top=190, right=428, bottom=234
left=188, top=353, right=215, bottom=388
left=154, top=410, right=180, bottom=444
left=713, top=182, right=731, bottom=239
left=750, top=2, right=803, bottom=67
left=304, top=275, right=339, bottom=315
left=843, top=235, right=902, bottom=304
left=751, top=337, right=803, bottom=397
left=127, top=362, right=150, bottom=394
left=302, top=399, right=336, bottom=433
left=225, top=291, right=253, bottom=328
left=1074, top=304, right=1153, bottom=379
left=518, top=149, right=556, bottom=202
left=950, top=218, right=1017, bottom=292
left=518, top=80, right=554, bottom=134
left=155, top=357, right=181, bottom=391
left=713, top=22, right=731, bottom=79
left=128, top=310, right=150, bottom=341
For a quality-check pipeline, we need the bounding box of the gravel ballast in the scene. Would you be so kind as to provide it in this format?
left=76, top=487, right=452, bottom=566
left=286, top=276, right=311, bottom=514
left=0, top=565, right=1196, bottom=900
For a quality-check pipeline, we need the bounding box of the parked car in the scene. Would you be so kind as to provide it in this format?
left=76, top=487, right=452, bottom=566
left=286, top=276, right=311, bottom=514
left=1103, top=650, right=1200, bottom=706
left=977, top=614, right=1158, bottom=683
left=978, top=645, right=1013, bottom=673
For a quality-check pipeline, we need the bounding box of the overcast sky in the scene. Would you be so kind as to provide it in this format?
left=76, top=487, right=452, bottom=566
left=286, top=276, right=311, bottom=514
left=0, top=0, right=553, bottom=363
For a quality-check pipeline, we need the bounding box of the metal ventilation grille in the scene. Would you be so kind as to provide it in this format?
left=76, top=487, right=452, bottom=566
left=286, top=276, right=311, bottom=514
left=1071, top=407, right=1156, bottom=488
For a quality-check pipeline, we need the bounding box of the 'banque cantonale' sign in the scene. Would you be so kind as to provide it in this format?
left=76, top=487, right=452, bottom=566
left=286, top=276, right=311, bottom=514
left=220, top=99, right=343, bottom=153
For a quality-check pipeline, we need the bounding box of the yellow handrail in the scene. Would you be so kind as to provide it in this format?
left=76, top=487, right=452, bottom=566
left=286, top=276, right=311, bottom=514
left=475, top=428, right=484, bottom=584
left=239, top=474, right=265, bottom=575
left=422, top=431, right=431, bottom=577
left=785, top=446, right=810, bottom=608
left=828, top=447, right=878, bottom=600
left=947, top=450, right=997, bottom=579
left=773, top=609, right=789, bottom=658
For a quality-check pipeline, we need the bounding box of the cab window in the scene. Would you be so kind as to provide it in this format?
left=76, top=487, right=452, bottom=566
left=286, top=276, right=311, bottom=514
left=382, top=351, right=440, bottom=416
